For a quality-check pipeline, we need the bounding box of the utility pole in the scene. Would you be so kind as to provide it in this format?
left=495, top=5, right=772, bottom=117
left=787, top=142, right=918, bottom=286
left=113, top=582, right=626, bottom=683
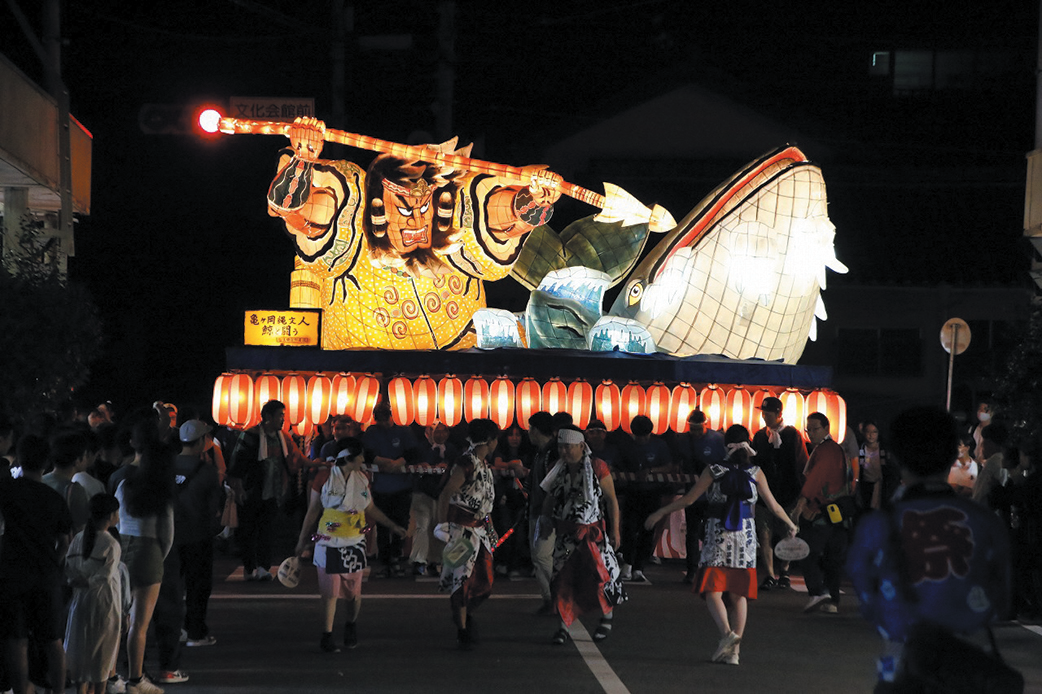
left=1025, top=0, right=1042, bottom=298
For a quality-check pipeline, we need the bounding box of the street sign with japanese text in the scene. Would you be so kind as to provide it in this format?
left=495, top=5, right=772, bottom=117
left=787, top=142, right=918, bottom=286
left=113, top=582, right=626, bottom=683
left=244, top=310, right=320, bottom=346
left=229, top=97, right=314, bottom=122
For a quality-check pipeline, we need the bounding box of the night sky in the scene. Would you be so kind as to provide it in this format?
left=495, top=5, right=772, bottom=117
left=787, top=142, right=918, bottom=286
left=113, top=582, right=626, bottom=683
left=2, top=1, right=1037, bottom=415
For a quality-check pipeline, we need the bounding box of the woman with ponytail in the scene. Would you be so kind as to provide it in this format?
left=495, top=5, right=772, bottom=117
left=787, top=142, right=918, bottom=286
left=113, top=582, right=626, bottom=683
left=115, top=421, right=175, bottom=694
left=645, top=424, right=797, bottom=666
left=65, top=493, right=122, bottom=694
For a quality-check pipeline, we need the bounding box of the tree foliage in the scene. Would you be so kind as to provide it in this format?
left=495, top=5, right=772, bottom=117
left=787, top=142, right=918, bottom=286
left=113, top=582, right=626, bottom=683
left=993, top=301, right=1042, bottom=446
left=0, top=215, right=103, bottom=423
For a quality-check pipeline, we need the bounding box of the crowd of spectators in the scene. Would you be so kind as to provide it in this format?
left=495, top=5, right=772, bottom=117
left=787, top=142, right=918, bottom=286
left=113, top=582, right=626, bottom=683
left=0, top=393, right=1037, bottom=690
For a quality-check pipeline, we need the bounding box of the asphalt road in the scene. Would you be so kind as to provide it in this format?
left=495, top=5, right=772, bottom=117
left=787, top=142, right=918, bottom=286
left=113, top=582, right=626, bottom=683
left=139, top=545, right=1042, bottom=694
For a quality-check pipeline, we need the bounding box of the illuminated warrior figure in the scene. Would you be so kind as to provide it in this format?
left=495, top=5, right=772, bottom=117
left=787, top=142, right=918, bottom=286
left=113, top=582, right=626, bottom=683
left=267, top=118, right=563, bottom=350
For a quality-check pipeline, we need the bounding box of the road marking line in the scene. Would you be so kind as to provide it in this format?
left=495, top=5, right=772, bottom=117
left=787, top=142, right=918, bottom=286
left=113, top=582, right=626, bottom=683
left=1019, top=623, right=1042, bottom=637
left=567, top=622, right=631, bottom=694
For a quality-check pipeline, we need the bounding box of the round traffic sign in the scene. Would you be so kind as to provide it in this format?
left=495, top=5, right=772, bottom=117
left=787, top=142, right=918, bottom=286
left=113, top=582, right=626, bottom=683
left=940, top=318, right=971, bottom=355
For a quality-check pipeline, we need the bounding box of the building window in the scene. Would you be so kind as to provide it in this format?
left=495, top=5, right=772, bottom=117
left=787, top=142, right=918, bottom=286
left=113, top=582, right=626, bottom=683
left=869, top=51, right=891, bottom=76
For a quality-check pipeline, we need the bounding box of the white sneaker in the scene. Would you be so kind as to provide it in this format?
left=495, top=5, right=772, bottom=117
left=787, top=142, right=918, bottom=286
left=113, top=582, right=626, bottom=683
left=820, top=602, right=839, bottom=614
left=248, top=567, right=273, bottom=581
left=619, top=563, right=632, bottom=581
left=803, top=594, right=830, bottom=613
left=629, top=569, right=647, bottom=582
left=127, top=675, right=164, bottom=694
left=106, top=676, right=127, bottom=694
left=185, top=634, right=217, bottom=647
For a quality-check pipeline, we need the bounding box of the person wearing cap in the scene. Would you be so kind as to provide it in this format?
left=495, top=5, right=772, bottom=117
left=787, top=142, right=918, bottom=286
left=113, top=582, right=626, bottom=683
left=296, top=438, right=408, bottom=653
left=152, top=420, right=222, bottom=684
left=541, top=424, right=626, bottom=645
left=227, top=400, right=320, bottom=582
left=436, top=419, right=500, bottom=650
left=751, top=396, right=809, bottom=590
left=675, top=410, right=726, bottom=584
left=362, top=402, right=420, bottom=578
left=645, top=425, right=798, bottom=666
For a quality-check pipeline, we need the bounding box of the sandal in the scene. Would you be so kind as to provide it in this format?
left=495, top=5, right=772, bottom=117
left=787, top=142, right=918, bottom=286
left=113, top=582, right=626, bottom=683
left=593, top=620, right=613, bottom=641
left=777, top=573, right=791, bottom=589
left=551, top=628, right=569, bottom=645
left=759, top=576, right=778, bottom=591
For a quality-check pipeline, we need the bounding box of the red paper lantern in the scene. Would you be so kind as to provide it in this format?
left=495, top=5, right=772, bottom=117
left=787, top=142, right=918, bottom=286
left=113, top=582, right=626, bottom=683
left=779, top=389, right=807, bottom=438
left=806, top=389, right=847, bottom=443
left=252, top=373, right=282, bottom=427
left=542, top=377, right=568, bottom=416
left=464, top=376, right=489, bottom=422
left=668, top=383, right=698, bottom=433
left=292, top=419, right=314, bottom=438
left=281, top=374, right=307, bottom=428
left=388, top=376, right=415, bottom=426
left=645, top=382, right=671, bottom=435
left=227, top=373, right=254, bottom=428
left=566, top=379, right=594, bottom=430
left=307, top=373, right=333, bottom=426
left=489, top=376, right=515, bottom=430
left=330, top=373, right=357, bottom=417
left=212, top=373, right=231, bottom=427
left=620, top=382, right=646, bottom=434
left=352, top=374, right=380, bottom=425
left=749, top=389, right=777, bottom=434
left=595, top=380, right=622, bottom=431
left=724, top=386, right=754, bottom=432
left=438, top=375, right=464, bottom=427
left=412, top=375, right=438, bottom=427
left=515, top=377, right=542, bottom=430
left=699, top=384, right=724, bottom=431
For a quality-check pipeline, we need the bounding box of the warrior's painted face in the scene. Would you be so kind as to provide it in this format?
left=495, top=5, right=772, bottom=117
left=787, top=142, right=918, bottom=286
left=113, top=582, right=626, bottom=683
left=384, top=187, right=435, bottom=254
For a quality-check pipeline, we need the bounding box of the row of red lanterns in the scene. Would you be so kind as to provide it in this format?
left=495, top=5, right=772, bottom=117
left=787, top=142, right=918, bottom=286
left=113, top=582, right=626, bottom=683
left=213, top=372, right=847, bottom=441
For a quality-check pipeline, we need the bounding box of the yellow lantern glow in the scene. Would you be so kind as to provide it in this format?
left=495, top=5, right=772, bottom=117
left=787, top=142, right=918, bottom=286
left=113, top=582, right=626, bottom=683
left=464, top=376, right=489, bottom=422
left=413, top=375, right=438, bottom=427
left=566, top=379, right=594, bottom=430
left=699, top=384, right=724, bottom=431
left=352, top=374, right=380, bottom=426
left=281, top=374, right=307, bottom=427
left=489, top=376, right=515, bottom=430
left=668, top=383, right=698, bottom=433
left=306, top=373, right=333, bottom=426
left=388, top=376, right=415, bottom=427
left=645, top=382, right=671, bottom=435
left=293, top=418, right=314, bottom=438
left=724, top=386, right=754, bottom=432
left=806, top=389, right=847, bottom=443
left=228, top=373, right=254, bottom=428
left=779, top=389, right=807, bottom=439
left=438, top=375, right=464, bottom=427
left=252, top=373, right=282, bottom=427
left=515, top=377, right=542, bottom=430
left=212, top=373, right=232, bottom=427
left=330, top=373, right=357, bottom=416
left=542, top=377, right=567, bottom=416
left=595, top=380, right=622, bottom=431
left=620, top=382, right=646, bottom=434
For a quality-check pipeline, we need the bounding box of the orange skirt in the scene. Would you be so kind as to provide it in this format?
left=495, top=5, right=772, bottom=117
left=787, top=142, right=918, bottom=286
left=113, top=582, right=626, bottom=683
left=695, top=567, right=757, bottom=600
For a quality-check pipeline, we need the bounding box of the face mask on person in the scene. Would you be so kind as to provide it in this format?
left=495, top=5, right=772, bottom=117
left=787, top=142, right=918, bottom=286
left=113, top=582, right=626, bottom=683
left=978, top=412, right=992, bottom=423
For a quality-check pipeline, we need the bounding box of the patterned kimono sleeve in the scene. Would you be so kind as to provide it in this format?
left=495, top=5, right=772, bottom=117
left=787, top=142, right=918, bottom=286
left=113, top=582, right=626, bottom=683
left=451, top=174, right=527, bottom=281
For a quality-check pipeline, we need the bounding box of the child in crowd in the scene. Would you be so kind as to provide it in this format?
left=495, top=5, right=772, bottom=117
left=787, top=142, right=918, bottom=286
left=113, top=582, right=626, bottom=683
left=65, top=494, right=124, bottom=694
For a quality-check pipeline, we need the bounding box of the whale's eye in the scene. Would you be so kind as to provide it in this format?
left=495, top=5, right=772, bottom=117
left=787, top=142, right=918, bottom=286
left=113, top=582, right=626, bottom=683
left=627, top=282, right=644, bottom=306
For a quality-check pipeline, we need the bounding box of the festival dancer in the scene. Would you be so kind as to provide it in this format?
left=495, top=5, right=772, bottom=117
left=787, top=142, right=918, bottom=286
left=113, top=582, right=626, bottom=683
left=435, top=419, right=500, bottom=650
left=295, top=438, right=408, bottom=653
left=540, top=425, right=626, bottom=644
left=645, top=425, right=797, bottom=665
